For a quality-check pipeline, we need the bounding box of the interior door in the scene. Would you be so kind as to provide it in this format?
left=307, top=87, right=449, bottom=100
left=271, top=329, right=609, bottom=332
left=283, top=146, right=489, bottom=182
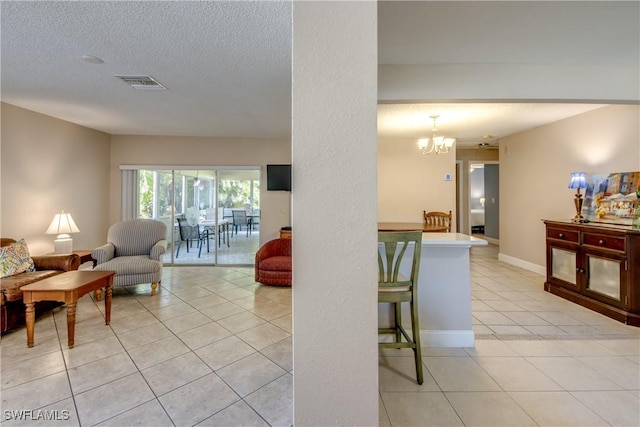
left=484, top=164, right=500, bottom=240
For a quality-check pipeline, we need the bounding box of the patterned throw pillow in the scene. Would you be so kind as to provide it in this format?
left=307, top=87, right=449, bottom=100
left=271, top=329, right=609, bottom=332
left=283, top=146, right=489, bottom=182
left=0, top=238, right=36, bottom=278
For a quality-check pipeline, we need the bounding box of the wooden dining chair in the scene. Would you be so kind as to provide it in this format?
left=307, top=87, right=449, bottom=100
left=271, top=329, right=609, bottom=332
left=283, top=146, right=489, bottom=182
left=423, top=210, right=452, bottom=232
left=378, top=230, right=423, bottom=384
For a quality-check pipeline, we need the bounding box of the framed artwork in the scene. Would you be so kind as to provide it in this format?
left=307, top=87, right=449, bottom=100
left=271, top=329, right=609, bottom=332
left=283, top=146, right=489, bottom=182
left=582, top=171, right=639, bottom=226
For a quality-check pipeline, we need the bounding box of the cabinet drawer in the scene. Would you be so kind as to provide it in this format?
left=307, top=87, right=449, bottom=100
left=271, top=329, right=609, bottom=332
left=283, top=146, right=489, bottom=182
left=583, top=233, right=626, bottom=252
left=547, top=227, right=579, bottom=243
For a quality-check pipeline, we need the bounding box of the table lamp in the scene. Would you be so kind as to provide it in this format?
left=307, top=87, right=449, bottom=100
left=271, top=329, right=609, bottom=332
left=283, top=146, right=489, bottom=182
left=46, top=210, right=80, bottom=254
left=568, top=172, right=588, bottom=223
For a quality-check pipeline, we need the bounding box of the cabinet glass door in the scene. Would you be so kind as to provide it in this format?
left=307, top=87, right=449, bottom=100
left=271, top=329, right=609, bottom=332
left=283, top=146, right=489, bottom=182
left=551, top=247, right=576, bottom=284
left=586, top=255, right=621, bottom=300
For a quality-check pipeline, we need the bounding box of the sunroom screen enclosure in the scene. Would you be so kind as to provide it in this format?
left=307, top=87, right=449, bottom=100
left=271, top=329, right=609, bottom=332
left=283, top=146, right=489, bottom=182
left=122, top=167, right=260, bottom=265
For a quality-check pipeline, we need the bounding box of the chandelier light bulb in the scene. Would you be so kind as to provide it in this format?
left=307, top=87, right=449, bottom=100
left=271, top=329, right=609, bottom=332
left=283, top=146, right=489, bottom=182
left=417, top=114, right=456, bottom=155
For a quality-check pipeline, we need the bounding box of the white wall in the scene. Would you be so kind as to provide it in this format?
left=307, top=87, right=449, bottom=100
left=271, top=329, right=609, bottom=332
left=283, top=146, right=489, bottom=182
left=500, top=105, right=640, bottom=270
left=378, top=105, right=640, bottom=273
left=110, top=135, right=291, bottom=244
left=378, top=137, right=457, bottom=228
left=0, top=105, right=292, bottom=252
left=292, top=2, right=378, bottom=425
left=1, top=103, right=111, bottom=255
left=379, top=63, right=640, bottom=103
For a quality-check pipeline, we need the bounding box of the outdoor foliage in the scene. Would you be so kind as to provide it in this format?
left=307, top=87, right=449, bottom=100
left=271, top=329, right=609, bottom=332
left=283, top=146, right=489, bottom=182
left=139, top=170, right=259, bottom=219
left=219, top=180, right=260, bottom=209
left=139, top=170, right=179, bottom=218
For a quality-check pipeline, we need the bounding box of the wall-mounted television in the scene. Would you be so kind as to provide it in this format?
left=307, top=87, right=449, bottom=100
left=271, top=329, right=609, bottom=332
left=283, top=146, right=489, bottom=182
left=267, top=164, right=292, bottom=191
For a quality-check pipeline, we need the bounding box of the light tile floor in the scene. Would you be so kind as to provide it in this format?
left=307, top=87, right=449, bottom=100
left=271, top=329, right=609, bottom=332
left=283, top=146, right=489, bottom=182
left=164, top=228, right=260, bottom=265
left=1, top=244, right=639, bottom=426
left=379, top=245, right=640, bottom=427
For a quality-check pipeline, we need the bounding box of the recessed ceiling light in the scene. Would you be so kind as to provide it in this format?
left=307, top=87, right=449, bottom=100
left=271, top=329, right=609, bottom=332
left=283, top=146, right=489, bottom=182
left=82, top=55, right=104, bottom=64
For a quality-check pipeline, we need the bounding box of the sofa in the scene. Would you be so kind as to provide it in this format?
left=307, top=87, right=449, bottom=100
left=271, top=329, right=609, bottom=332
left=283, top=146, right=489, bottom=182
left=1, top=238, right=80, bottom=334
left=255, top=238, right=291, bottom=286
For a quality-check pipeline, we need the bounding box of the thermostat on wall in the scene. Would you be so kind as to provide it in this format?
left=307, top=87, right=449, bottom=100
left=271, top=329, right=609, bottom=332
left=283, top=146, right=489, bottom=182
left=444, top=174, right=452, bottom=181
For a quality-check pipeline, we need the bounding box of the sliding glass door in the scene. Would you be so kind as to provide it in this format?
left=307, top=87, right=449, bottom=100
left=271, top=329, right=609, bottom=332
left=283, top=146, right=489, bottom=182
left=132, top=167, right=260, bottom=266
left=217, top=170, right=261, bottom=264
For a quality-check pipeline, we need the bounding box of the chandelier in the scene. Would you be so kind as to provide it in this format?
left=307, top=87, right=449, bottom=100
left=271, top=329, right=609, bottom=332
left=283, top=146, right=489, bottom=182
left=193, top=172, right=204, bottom=190
left=417, top=115, right=456, bottom=155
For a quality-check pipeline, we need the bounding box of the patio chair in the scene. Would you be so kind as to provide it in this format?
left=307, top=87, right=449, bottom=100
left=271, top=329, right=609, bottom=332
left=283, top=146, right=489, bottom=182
left=176, top=217, right=209, bottom=257
left=251, top=208, right=260, bottom=230
left=232, top=210, right=251, bottom=237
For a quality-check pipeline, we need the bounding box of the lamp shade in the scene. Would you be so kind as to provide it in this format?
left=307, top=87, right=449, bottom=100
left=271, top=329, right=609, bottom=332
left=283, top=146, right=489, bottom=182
left=568, top=172, right=587, bottom=190
left=45, top=211, right=80, bottom=236
left=443, top=137, right=456, bottom=149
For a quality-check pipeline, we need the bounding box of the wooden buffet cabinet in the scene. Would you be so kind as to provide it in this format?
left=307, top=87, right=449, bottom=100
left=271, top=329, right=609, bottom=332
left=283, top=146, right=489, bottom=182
left=544, top=220, right=640, bottom=326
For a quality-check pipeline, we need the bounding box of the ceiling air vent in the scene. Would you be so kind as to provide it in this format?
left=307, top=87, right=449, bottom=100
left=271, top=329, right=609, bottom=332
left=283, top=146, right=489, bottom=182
left=114, top=75, right=166, bottom=90
left=478, top=142, right=498, bottom=150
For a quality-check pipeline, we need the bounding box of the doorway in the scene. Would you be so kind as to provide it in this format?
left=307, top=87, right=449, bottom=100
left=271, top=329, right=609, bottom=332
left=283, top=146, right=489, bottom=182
left=469, top=162, right=499, bottom=242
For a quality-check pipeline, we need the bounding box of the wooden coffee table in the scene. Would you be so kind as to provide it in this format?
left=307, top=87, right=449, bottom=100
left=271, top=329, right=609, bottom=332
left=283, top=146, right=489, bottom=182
left=20, top=270, right=115, bottom=348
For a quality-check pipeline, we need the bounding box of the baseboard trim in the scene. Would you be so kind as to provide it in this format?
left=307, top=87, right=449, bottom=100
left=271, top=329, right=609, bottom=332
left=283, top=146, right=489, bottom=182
left=498, top=253, right=545, bottom=275
left=420, top=330, right=475, bottom=348
left=483, top=236, right=499, bottom=245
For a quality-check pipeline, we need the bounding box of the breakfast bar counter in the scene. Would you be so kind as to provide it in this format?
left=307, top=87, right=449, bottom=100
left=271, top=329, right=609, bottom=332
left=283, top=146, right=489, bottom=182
left=378, top=228, right=487, bottom=347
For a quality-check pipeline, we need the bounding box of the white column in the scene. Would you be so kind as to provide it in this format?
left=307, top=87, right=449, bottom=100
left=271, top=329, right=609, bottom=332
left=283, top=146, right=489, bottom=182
left=292, top=2, right=378, bottom=426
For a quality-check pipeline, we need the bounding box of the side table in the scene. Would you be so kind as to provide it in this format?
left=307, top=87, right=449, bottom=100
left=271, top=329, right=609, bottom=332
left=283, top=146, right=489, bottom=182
left=280, top=228, right=292, bottom=239
left=47, top=250, right=96, bottom=267
left=74, top=250, right=95, bottom=265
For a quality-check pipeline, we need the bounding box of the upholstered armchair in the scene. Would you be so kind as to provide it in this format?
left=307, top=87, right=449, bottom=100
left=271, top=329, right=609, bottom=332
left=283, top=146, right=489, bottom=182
left=255, top=238, right=291, bottom=286
left=92, top=219, right=167, bottom=296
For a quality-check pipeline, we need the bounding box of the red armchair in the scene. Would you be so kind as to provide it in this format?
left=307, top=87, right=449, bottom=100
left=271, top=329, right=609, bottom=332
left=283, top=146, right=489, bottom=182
left=255, top=238, right=291, bottom=286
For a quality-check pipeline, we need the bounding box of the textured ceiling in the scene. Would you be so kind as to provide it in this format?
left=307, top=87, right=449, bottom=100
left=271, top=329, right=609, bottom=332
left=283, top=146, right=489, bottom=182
left=1, top=1, right=637, bottom=145
left=378, top=103, right=606, bottom=146
left=1, top=1, right=292, bottom=138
